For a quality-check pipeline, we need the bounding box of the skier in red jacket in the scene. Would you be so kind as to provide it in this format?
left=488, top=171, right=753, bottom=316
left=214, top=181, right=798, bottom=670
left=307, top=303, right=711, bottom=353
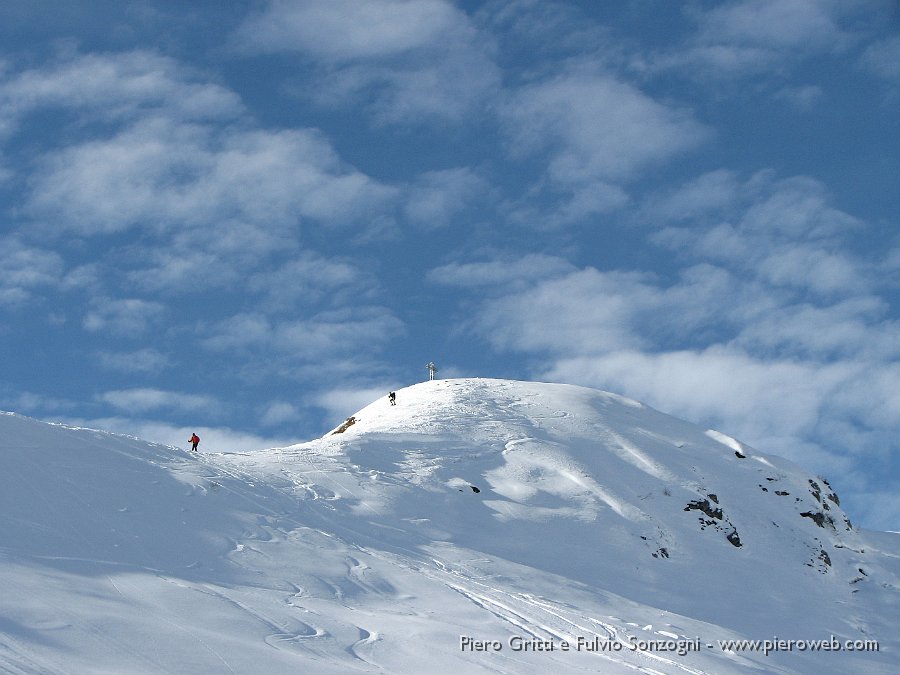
left=189, top=433, right=200, bottom=451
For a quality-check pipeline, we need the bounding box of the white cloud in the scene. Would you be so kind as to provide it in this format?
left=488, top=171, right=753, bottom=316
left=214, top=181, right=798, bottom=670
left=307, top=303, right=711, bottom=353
left=348, top=48, right=500, bottom=125
left=650, top=172, right=868, bottom=299
left=452, top=260, right=753, bottom=359
left=501, top=70, right=708, bottom=185
left=480, top=0, right=614, bottom=58
left=830, top=362, right=900, bottom=430
left=0, top=235, right=64, bottom=306
left=247, top=252, right=373, bottom=311
left=82, top=298, right=166, bottom=337
left=649, top=44, right=774, bottom=78
left=259, top=401, right=301, bottom=428
left=643, top=170, right=741, bottom=223
left=236, top=0, right=500, bottom=125
left=0, top=152, right=11, bottom=184
left=734, top=297, right=898, bottom=360
left=126, top=248, right=226, bottom=295
left=648, top=0, right=863, bottom=81
left=235, top=0, right=462, bottom=61
left=551, top=182, right=632, bottom=225
left=200, top=313, right=271, bottom=352
left=0, top=51, right=400, bottom=252
left=466, top=176, right=880, bottom=365
left=496, top=65, right=708, bottom=226
left=0, top=51, right=408, bottom=323
left=428, top=254, right=575, bottom=291
left=739, top=174, right=861, bottom=238
left=97, top=388, right=219, bottom=415
left=202, top=308, right=403, bottom=361
left=861, top=35, right=900, bottom=82
left=207, top=128, right=398, bottom=226
left=274, top=309, right=404, bottom=359
left=96, top=348, right=170, bottom=374
left=757, top=244, right=866, bottom=295
left=696, top=0, right=848, bottom=53
left=773, top=84, right=825, bottom=110
left=25, top=120, right=398, bottom=236
left=60, top=264, right=102, bottom=293
left=0, top=50, right=242, bottom=133
left=0, top=390, right=79, bottom=416
left=125, top=222, right=300, bottom=295
left=470, top=267, right=661, bottom=355
left=403, top=168, right=488, bottom=229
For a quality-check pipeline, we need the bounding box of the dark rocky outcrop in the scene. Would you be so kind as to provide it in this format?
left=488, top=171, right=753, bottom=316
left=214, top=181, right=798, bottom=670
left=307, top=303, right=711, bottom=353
left=684, top=498, right=723, bottom=520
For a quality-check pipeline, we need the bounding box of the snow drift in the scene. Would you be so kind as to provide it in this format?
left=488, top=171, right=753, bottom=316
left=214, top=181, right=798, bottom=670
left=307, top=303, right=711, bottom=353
left=1, top=379, right=898, bottom=673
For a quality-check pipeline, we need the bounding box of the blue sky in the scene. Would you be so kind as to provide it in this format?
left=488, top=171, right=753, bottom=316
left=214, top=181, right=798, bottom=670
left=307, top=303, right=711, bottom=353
left=0, top=0, right=898, bottom=529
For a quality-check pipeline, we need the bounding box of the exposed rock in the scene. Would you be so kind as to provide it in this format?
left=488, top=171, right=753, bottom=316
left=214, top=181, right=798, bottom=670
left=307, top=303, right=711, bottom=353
left=808, top=479, right=821, bottom=502
left=684, top=498, right=744, bottom=549
left=685, top=499, right=723, bottom=520
left=800, top=511, right=825, bottom=527
left=726, top=530, right=743, bottom=547
left=800, top=511, right=837, bottom=531
left=822, top=478, right=841, bottom=506
left=331, top=416, right=357, bottom=434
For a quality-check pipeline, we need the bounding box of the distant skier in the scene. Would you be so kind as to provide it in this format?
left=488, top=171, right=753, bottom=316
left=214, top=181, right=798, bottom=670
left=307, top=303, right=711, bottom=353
left=189, top=433, right=200, bottom=452
left=388, top=391, right=396, bottom=406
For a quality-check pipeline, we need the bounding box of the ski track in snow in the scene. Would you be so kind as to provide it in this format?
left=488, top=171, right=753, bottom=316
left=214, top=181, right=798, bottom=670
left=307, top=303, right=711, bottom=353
left=437, top=576, right=706, bottom=674
left=225, top=449, right=721, bottom=674
left=239, top=451, right=607, bottom=668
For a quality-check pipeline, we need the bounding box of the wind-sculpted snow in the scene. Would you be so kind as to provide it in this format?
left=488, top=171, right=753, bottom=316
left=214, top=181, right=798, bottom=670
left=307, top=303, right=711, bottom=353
left=1, top=380, right=898, bottom=673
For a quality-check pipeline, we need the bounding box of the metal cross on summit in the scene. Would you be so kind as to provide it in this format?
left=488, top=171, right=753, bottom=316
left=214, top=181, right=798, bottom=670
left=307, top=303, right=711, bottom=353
left=426, top=362, right=438, bottom=381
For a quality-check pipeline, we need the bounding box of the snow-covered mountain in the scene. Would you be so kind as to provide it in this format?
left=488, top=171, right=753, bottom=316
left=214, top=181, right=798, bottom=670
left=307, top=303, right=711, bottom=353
left=2, top=378, right=898, bottom=673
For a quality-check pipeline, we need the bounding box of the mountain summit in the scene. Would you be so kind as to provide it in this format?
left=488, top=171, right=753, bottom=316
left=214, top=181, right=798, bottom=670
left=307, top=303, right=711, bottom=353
left=1, top=379, right=897, bottom=673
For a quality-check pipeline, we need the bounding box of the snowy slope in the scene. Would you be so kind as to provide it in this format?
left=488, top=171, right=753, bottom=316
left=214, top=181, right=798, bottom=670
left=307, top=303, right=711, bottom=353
left=1, top=379, right=898, bottom=674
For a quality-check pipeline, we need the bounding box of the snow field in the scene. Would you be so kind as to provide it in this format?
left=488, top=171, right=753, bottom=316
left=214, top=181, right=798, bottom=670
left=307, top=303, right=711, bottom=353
left=1, top=381, right=898, bottom=673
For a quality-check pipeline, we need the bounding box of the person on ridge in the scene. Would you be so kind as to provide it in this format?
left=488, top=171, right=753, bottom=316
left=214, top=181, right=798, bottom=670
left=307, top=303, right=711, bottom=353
left=388, top=391, right=396, bottom=406
left=189, top=433, right=200, bottom=451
